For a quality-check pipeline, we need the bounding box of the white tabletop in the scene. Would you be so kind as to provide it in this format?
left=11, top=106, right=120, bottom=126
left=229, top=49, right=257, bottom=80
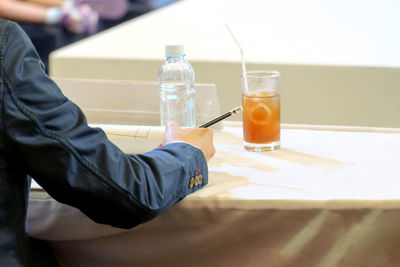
left=52, top=0, right=400, bottom=67
left=30, top=122, right=400, bottom=209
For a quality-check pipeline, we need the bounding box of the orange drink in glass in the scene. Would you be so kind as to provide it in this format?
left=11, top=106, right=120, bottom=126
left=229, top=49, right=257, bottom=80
left=242, top=71, right=280, bottom=151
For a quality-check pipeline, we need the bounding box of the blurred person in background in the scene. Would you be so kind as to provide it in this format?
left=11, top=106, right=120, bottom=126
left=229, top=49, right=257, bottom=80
left=0, top=0, right=129, bottom=72
left=0, top=0, right=129, bottom=31
left=0, top=0, right=101, bottom=34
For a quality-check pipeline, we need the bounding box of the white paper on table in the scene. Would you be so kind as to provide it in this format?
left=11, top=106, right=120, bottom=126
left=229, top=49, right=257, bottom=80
left=91, top=124, right=165, bottom=154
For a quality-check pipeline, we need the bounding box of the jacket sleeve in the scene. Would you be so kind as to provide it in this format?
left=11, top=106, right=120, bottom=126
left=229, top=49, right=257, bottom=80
left=1, top=21, right=208, bottom=229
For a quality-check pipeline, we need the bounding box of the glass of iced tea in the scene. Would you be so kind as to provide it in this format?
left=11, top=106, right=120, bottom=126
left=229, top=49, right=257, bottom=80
left=242, top=70, right=280, bottom=151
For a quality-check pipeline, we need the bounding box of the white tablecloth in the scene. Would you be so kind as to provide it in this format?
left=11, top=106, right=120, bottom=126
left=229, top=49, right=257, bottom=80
left=28, top=122, right=400, bottom=266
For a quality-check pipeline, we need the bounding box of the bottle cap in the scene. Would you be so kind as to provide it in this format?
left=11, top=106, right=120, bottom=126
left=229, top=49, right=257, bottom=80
left=165, top=45, right=185, bottom=57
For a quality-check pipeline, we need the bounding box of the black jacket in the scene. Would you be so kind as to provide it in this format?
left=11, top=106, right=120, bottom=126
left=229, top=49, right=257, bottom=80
left=0, top=19, right=208, bottom=267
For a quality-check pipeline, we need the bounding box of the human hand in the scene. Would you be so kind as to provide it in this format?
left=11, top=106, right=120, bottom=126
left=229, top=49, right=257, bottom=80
left=61, top=1, right=98, bottom=34
left=161, top=122, right=216, bottom=162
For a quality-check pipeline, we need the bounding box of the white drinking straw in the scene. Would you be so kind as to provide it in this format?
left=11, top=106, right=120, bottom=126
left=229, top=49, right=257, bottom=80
left=225, top=23, right=249, bottom=94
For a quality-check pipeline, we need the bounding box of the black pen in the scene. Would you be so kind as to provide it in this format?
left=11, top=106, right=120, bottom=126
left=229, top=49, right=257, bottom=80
left=199, top=106, right=242, bottom=128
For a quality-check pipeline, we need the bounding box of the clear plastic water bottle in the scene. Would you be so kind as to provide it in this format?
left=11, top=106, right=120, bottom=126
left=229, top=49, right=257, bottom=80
left=158, top=45, right=196, bottom=127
